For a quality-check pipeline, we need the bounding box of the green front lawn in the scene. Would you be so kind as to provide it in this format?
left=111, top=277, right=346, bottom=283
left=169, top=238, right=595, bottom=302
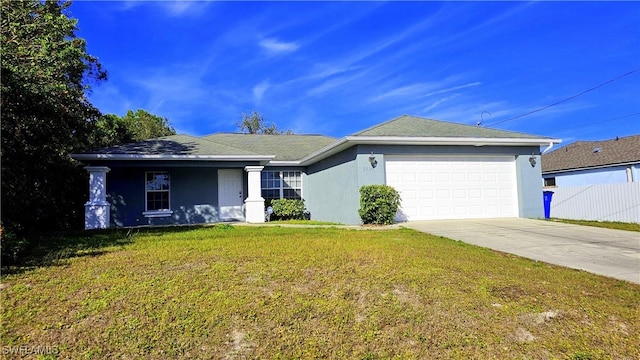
left=2, top=226, right=638, bottom=359
left=266, top=219, right=343, bottom=226
left=552, top=218, right=640, bottom=232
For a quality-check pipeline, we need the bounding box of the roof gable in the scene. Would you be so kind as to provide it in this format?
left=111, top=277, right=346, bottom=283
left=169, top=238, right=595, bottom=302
left=352, top=115, right=550, bottom=139
left=542, top=135, right=640, bottom=173
left=203, top=133, right=337, bottom=161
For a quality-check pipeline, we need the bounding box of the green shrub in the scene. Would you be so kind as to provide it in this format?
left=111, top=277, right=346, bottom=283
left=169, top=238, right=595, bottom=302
left=270, top=199, right=306, bottom=220
left=0, top=228, right=30, bottom=266
left=358, top=185, right=401, bottom=225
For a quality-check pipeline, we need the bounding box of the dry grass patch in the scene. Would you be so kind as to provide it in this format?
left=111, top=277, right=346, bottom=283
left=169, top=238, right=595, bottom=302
left=1, top=225, right=639, bottom=359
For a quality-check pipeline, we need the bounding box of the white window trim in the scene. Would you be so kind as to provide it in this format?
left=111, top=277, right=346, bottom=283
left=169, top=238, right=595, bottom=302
left=142, top=210, right=173, bottom=218
left=262, top=171, right=282, bottom=199
left=543, top=177, right=557, bottom=188
left=144, top=171, right=171, bottom=216
left=261, top=170, right=303, bottom=200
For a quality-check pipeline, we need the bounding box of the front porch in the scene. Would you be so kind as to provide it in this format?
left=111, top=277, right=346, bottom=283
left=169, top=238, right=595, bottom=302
left=83, top=165, right=266, bottom=229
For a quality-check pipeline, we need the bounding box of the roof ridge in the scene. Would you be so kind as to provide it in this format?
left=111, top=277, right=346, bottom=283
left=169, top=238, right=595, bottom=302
left=196, top=134, right=264, bottom=156
left=203, top=132, right=335, bottom=138
left=350, top=114, right=411, bottom=136
left=552, top=134, right=640, bottom=149
left=352, top=114, right=552, bottom=139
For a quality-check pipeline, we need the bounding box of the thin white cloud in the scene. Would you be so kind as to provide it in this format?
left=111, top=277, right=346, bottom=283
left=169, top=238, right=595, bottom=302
left=426, top=101, right=513, bottom=125
left=423, top=94, right=461, bottom=113
left=345, top=12, right=441, bottom=68
left=88, top=83, right=134, bottom=117
left=115, top=0, right=213, bottom=17
left=163, top=2, right=195, bottom=16
left=259, top=38, right=300, bottom=55
left=424, top=82, right=482, bottom=97
left=368, top=80, right=481, bottom=104
left=252, top=81, right=270, bottom=104
left=369, top=83, right=432, bottom=103
left=307, top=70, right=369, bottom=96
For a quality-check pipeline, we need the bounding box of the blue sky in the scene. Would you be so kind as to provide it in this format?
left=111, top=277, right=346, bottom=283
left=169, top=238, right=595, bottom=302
left=71, top=1, right=640, bottom=144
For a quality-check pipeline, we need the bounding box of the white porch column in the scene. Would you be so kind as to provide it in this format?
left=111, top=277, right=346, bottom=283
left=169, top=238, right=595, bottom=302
left=84, top=166, right=111, bottom=229
left=244, top=166, right=265, bottom=223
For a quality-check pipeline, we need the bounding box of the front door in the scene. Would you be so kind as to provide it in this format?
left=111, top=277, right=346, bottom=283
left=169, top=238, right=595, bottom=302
left=218, top=169, right=244, bottom=221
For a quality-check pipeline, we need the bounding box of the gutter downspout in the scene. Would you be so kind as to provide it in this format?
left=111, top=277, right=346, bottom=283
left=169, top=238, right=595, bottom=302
left=541, top=141, right=554, bottom=155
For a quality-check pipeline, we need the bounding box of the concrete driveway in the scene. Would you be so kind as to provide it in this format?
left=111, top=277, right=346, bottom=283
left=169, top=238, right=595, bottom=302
left=403, top=218, right=640, bottom=284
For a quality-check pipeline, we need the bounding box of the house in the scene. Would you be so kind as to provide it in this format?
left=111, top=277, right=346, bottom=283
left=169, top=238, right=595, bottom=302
left=71, top=115, right=561, bottom=229
left=540, top=135, right=640, bottom=223
left=542, top=135, right=640, bottom=187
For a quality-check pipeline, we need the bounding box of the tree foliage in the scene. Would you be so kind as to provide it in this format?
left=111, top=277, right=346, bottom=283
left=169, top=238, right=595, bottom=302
left=237, top=111, right=292, bottom=135
left=1, top=0, right=107, bottom=235
left=0, top=1, right=179, bottom=267
left=91, top=110, right=176, bottom=149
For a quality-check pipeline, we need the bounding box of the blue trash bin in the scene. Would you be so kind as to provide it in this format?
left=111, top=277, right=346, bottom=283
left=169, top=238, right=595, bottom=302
left=543, top=191, right=554, bottom=219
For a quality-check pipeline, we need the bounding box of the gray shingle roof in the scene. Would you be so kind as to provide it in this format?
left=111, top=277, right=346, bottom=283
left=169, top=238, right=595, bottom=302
left=76, top=115, right=558, bottom=163
left=352, top=115, right=551, bottom=139
left=203, top=133, right=337, bottom=161
left=542, top=135, right=640, bottom=173
left=89, top=134, right=260, bottom=156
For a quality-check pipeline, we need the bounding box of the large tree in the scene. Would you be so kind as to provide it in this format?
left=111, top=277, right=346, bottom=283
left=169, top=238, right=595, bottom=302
left=1, top=0, right=107, bottom=235
left=91, top=109, right=176, bottom=149
left=237, top=111, right=292, bottom=135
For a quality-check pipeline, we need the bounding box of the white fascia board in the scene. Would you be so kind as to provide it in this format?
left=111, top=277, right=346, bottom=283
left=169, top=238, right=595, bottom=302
left=343, top=136, right=562, bottom=147
left=71, top=154, right=275, bottom=161
left=266, top=161, right=303, bottom=166
left=298, top=136, right=562, bottom=166
left=298, top=138, right=352, bottom=166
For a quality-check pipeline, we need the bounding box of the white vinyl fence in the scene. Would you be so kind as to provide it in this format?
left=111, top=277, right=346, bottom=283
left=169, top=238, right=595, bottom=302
left=548, top=182, right=640, bottom=223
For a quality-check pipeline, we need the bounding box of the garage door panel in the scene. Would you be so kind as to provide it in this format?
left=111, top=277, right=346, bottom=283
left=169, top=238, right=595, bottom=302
left=469, top=205, right=483, bottom=216
left=403, top=189, right=417, bottom=200
left=419, top=207, right=434, bottom=217
left=452, top=189, right=466, bottom=199
left=452, top=172, right=466, bottom=182
left=469, top=188, right=482, bottom=198
left=500, top=188, right=514, bottom=198
left=468, top=172, right=482, bottom=182
left=419, top=189, right=434, bottom=199
left=453, top=206, right=467, bottom=215
left=386, top=155, right=518, bottom=221
left=435, top=189, right=450, bottom=200
left=402, top=173, right=416, bottom=182
left=435, top=173, right=449, bottom=182
left=483, top=188, right=498, bottom=198
left=483, top=173, right=497, bottom=182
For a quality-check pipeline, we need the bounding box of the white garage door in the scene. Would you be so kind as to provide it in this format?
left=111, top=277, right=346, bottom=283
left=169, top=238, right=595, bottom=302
left=385, top=155, right=518, bottom=221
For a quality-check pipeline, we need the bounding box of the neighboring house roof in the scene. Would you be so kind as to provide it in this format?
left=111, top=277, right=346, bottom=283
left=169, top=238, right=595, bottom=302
left=542, top=134, right=640, bottom=174
left=203, top=133, right=336, bottom=162
left=352, top=115, right=547, bottom=139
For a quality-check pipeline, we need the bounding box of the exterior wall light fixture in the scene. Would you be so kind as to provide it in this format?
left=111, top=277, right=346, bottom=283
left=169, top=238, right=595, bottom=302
left=529, top=154, right=537, bottom=168
left=369, top=152, right=378, bottom=168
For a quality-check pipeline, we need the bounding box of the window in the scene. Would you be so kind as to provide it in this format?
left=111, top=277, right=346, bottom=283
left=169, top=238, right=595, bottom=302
left=145, top=171, right=170, bottom=211
left=261, top=171, right=302, bottom=202
left=544, top=177, right=556, bottom=187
